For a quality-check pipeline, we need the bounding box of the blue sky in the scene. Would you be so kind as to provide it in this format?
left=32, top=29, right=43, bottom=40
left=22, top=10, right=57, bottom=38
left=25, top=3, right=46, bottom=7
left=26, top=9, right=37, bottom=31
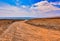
left=0, top=0, right=60, bottom=18
left=0, top=0, right=60, bottom=6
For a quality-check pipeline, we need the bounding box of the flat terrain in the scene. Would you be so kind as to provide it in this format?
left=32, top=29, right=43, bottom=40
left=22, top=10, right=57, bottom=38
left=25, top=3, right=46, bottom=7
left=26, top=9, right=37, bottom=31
left=0, top=19, right=60, bottom=41
left=26, top=18, right=60, bottom=31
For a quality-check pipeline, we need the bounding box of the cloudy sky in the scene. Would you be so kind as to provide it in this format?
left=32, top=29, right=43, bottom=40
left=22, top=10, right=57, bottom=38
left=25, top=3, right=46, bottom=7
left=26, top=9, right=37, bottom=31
left=0, top=0, right=60, bottom=6
left=0, top=0, right=60, bottom=19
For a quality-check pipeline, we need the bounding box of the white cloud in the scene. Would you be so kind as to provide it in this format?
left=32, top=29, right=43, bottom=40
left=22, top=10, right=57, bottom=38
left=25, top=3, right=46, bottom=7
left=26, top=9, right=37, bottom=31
left=50, top=2, right=60, bottom=5
left=31, top=1, right=60, bottom=12
left=0, top=2, right=60, bottom=19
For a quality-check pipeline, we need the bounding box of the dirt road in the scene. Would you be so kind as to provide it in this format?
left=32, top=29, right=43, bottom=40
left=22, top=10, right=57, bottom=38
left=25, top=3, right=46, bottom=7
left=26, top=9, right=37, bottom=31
left=0, top=19, right=60, bottom=41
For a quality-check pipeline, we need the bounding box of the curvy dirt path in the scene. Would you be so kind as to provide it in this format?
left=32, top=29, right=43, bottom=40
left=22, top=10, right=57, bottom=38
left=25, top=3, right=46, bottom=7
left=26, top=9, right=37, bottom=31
left=0, top=21, right=60, bottom=41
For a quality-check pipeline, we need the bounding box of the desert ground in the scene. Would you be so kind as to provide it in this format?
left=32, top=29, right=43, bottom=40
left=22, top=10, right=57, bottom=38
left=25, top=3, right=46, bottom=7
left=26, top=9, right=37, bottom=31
left=0, top=19, right=60, bottom=41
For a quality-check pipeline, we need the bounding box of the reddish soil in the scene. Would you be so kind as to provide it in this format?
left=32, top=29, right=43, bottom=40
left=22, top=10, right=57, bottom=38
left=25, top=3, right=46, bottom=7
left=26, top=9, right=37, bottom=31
left=0, top=19, right=60, bottom=41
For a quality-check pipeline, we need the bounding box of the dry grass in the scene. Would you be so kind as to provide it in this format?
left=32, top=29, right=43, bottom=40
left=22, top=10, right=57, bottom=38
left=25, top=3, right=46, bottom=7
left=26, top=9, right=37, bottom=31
left=26, top=18, right=60, bottom=31
left=0, top=20, right=22, bottom=35
left=0, top=19, right=60, bottom=41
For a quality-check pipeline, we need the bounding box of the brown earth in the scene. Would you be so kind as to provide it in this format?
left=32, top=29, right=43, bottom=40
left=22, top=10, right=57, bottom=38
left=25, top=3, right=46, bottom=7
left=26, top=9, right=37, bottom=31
left=26, top=18, right=60, bottom=31
left=0, top=19, right=60, bottom=41
left=0, top=20, right=22, bottom=35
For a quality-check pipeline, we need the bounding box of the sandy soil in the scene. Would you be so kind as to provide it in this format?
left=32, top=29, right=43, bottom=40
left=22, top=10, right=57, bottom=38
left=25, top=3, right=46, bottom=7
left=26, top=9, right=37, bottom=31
left=0, top=20, right=22, bottom=35
left=26, top=18, right=60, bottom=31
left=0, top=19, right=60, bottom=41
